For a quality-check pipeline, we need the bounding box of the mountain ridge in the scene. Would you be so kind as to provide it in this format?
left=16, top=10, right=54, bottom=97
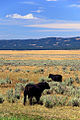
left=0, top=37, right=80, bottom=50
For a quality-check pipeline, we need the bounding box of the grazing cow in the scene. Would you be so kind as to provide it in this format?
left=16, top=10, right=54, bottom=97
left=23, top=82, right=50, bottom=105
left=48, top=74, right=62, bottom=82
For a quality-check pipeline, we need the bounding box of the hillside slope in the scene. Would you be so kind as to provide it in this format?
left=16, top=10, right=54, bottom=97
left=0, top=37, right=80, bottom=50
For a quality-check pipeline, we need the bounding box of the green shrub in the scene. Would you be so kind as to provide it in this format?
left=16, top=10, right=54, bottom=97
left=32, top=97, right=37, bottom=105
left=5, top=77, right=12, bottom=84
left=39, top=97, right=44, bottom=105
left=0, top=79, right=7, bottom=85
left=68, top=97, right=80, bottom=107
left=26, top=70, right=30, bottom=73
left=75, top=75, right=80, bottom=83
left=49, top=81, right=60, bottom=88
left=54, top=67, right=58, bottom=71
left=64, top=85, right=75, bottom=96
left=49, top=81, right=66, bottom=95
left=15, top=83, right=25, bottom=91
left=9, top=68, right=12, bottom=72
left=33, top=68, right=44, bottom=74
left=18, top=78, right=29, bottom=83
left=39, top=77, right=52, bottom=82
left=14, top=83, right=25, bottom=99
left=43, top=89, right=51, bottom=95
left=56, top=96, right=68, bottom=106
left=42, top=95, right=68, bottom=108
left=44, top=96, right=54, bottom=108
left=6, top=67, right=12, bottom=72
left=28, top=81, right=34, bottom=84
left=55, top=84, right=65, bottom=94
left=0, top=77, right=12, bottom=85
left=70, top=67, right=76, bottom=71
left=15, top=89, right=20, bottom=99
left=44, top=99, right=53, bottom=108
left=75, top=87, right=80, bottom=98
left=62, top=66, right=66, bottom=71
left=62, top=66, right=68, bottom=73
left=14, top=69, right=20, bottom=72
left=6, top=88, right=17, bottom=103
left=64, top=77, right=74, bottom=86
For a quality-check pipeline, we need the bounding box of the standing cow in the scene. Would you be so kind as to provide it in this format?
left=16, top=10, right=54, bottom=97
left=23, top=82, right=50, bottom=105
left=48, top=74, right=62, bottom=82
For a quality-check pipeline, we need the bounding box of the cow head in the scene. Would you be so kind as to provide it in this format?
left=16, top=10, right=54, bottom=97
left=48, top=74, right=52, bottom=78
left=43, top=82, right=50, bottom=89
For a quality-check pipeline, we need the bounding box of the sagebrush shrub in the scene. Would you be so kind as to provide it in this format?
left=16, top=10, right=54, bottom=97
left=14, top=69, right=20, bottom=72
left=33, top=68, right=44, bottom=74
left=68, top=97, right=80, bottom=107
left=41, top=95, right=68, bottom=108
left=44, top=96, right=54, bottom=108
left=39, top=77, right=52, bottom=82
left=6, top=89, right=17, bottom=103
left=64, top=77, right=74, bottom=86
left=18, top=78, right=29, bottom=83
left=75, top=75, right=80, bottom=83
left=0, top=77, right=12, bottom=85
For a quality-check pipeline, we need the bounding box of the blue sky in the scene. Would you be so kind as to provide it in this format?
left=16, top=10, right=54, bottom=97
left=0, top=0, right=80, bottom=39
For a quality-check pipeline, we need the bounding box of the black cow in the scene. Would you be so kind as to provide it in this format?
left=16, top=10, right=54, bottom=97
left=23, top=82, right=50, bottom=105
left=48, top=74, right=62, bottom=82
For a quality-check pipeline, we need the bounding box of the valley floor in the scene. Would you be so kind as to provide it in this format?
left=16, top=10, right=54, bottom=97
left=0, top=50, right=80, bottom=120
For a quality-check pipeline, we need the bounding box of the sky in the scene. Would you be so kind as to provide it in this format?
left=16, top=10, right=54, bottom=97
left=0, top=0, right=80, bottom=39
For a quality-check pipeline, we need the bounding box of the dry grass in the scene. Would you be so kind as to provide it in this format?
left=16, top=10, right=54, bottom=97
left=0, top=50, right=80, bottom=60
left=0, top=101, right=80, bottom=120
left=0, top=50, right=80, bottom=120
left=0, top=50, right=80, bottom=54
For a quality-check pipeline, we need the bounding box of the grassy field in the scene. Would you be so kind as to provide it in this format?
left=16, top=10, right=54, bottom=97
left=0, top=50, right=80, bottom=120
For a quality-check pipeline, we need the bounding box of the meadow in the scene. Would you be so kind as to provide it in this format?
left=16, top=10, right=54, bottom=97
left=0, top=50, right=80, bottom=120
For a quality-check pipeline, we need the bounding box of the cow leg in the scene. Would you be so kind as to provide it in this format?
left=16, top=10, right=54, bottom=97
left=24, top=94, right=26, bottom=105
left=23, top=90, right=27, bottom=105
left=29, top=97, right=32, bottom=105
left=36, top=96, right=40, bottom=104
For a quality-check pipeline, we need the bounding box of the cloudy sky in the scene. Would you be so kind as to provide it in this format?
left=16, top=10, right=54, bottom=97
left=0, top=0, right=80, bottom=39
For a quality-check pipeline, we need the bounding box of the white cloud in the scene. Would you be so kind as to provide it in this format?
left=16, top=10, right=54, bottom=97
left=6, top=13, right=37, bottom=19
left=69, top=4, right=80, bottom=8
left=20, top=1, right=35, bottom=5
left=46, top=0, right=57, bottom=1
left=36, top=29, right=79, bottom=32
left=31, top=10, right=42, bottom=13
left=25, top=23, right=80, bottom=29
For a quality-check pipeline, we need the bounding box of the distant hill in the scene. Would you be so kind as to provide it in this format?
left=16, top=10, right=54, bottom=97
left=0, top=37, right=80, bottom=50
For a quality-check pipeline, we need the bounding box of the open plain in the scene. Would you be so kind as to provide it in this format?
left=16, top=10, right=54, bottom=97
left=0, top=50, right=80, bottom=120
